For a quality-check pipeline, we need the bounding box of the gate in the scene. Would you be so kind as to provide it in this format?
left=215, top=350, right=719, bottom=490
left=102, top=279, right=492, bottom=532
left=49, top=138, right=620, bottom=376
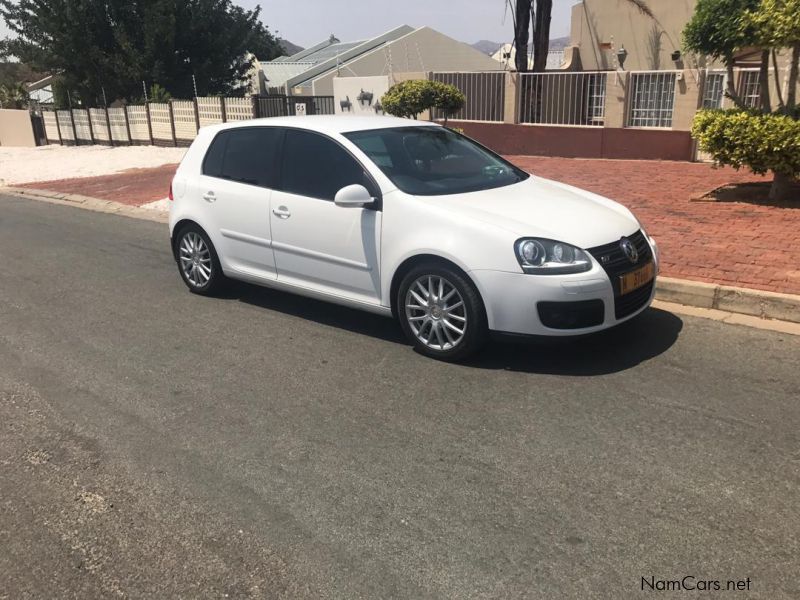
left=254, top=95, right=335, bottom=118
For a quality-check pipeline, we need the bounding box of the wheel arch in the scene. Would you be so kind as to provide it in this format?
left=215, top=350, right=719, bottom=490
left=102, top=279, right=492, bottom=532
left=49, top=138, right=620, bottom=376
left=389, top=253, right=484, bottom=319
left=171, top=219, right=210, bottom=260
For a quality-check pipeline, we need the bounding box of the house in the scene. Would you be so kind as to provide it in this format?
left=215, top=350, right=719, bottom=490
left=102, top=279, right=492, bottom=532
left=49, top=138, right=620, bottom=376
left=570, top=0, right=794, bottom=73
left=258, top=25, right=502, bottom=96
left=490, top=43, right=566, bottom=71
left=570, top=0, right=697, bottom=71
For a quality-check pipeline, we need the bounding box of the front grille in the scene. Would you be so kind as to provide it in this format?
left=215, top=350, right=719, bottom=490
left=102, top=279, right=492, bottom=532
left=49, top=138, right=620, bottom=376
left=587, top=230, right=654, bottom=319
left=614, top=280, right=654, bottom=319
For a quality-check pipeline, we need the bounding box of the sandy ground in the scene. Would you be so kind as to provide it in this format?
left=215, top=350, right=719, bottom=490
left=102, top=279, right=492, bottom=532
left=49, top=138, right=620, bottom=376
left=140, top=198, right=171, bottom=211
left=0, top=145, right=186, bottom=185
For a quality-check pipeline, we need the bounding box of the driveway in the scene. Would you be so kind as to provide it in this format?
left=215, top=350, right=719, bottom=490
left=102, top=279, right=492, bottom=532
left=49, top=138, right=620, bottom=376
left=1, top=195, right=799, bottom=598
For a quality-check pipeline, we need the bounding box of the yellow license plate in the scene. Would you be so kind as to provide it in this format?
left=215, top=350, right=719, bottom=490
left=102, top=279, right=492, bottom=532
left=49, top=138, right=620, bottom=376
left=619, top=262, right=655, bottom=295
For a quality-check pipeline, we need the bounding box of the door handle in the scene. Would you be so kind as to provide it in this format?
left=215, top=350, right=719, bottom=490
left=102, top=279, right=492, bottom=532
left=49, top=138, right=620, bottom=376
left=202, top=191, right=216, bottom=203
left=272, top=206, right=291, bottom=219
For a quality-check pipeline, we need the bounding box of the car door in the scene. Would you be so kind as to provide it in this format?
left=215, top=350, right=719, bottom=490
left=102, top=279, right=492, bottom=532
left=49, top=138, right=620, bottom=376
left=196, top=127, right=280, bottom=279
left=270, top=128, right=382, bottom=304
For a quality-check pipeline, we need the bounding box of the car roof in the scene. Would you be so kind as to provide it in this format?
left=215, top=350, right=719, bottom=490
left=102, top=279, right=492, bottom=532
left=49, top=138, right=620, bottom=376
left=204, top=115, right=441, bottom=136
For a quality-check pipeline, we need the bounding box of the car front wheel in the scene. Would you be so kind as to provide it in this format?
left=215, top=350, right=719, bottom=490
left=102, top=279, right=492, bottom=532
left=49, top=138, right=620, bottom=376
left=397, top=264, right=488, bottom=361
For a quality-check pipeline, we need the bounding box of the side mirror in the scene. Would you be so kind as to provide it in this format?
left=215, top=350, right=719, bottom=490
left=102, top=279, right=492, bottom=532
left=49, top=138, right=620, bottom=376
left=334, top=184, right=375, bottom=208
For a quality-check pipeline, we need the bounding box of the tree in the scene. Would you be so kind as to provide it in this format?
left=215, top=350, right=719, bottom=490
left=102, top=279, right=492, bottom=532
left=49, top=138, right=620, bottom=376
left=431, top=81, right=466, bottom=126
left=0, top=81, right=29, bottom=108
left=683, top=0, right=761, bottom=108
left=685, top=0, right=800, bottom=201
left=508, top=0, right=654, bottom=73
left=692, top=110, right=800, bottom=198
left=382, top=80, right=437, bottom=119
left=746, top=0, right=800, bottom=112
left=381, top=80, right=466, bottom=125
left=0, top=0, right=283, bottom=105
left=508, top=0, right=550, bottom=73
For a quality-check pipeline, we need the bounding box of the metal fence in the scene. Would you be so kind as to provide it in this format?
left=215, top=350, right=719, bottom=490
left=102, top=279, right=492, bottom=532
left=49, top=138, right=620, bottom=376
left=518, top=72, right=607, bottom=126
left=430, top=72, right=506, bottom=122
left=626, top=71, right=677, bottom=128
left=41, top=94, right=335, bottom=146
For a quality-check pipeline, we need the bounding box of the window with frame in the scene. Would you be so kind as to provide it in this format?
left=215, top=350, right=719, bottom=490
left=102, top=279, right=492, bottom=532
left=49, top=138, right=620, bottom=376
left=702, top=72, right=726, bottom=109
left=627, top=72, right=676, bottom=128
left=279, top=129, right=373, bottom=201
left=737, top=70, right=761, bottom=109
left=202, top=128, right=281, bottom=187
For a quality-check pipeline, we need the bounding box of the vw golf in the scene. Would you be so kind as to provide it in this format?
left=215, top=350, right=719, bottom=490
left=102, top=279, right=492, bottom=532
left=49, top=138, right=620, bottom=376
left=170, top=116, right=658, bottom=360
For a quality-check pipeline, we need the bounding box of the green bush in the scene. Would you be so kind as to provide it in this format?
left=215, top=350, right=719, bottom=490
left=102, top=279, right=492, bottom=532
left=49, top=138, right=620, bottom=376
left=431, top=81, right=465, bottom=124
left=381, top=80, right=465, bottom=123
left=381, top=80, right=437, bottom=119
left=692, top=109, right=800, bottom=177
left=693, top=109, right=800, bottom=200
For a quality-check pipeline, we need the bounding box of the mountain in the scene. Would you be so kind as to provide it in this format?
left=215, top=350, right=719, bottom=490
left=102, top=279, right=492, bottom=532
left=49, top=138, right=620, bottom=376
left=471, top=36, right=571, bottom=56
left=472, top=40, right=503, bottom=56
left=278, top=39, right=304, bottom=57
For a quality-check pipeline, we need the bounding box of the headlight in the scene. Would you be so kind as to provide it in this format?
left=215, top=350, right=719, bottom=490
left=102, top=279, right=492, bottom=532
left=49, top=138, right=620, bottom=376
left=514, top=238, right=592, bottom=275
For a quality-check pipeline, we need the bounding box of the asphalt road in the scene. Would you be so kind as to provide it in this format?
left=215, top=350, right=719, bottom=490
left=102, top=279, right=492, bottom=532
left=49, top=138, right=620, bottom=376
left=1, top=194, right=799, bottom=599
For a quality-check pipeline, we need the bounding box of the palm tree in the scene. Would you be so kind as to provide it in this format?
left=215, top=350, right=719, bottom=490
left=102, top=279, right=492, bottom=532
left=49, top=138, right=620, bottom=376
left=508, top=0, right=656, bottom=73
left=0, top=82, right=30, bottom=109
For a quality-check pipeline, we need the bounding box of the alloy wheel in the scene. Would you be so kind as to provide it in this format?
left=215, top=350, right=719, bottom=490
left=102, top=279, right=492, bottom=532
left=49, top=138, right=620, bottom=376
left=404, top=275, right=467, bottom=351
left=179, top=231, right=213, bottom=288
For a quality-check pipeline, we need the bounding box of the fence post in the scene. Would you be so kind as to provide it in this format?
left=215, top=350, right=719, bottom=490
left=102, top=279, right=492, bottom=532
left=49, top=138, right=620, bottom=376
left=123, top=106, right=133, bottom=146
left=86, top=109, right=95, bottom=145
left=68, top=108, right=78, bottom=146
left=53, top=110, right=64, bottom=145
left=168, top=100, right=178, bottom=147
left=144, top=102, right=154, bottom=146
left=193, top=98, right=201, bottom=132
left=220, top=97, right=227, bottom=123
left=104, top=106, right=113, bottom=146
left=503, top=72, right=518, bottom=124
left=251, top=95, right=260, bottom=119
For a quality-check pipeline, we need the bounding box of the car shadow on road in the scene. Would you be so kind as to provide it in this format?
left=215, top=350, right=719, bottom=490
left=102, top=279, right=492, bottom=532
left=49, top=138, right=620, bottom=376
left=469, top=308, right=684, bottom=376
left=225, top=280, right=407, bottom=344
left=226, top=281, right=683, bottom=376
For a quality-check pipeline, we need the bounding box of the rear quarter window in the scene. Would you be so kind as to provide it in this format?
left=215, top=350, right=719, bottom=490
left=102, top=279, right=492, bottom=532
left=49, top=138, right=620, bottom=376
left=202, top=131, right=228, bottom=178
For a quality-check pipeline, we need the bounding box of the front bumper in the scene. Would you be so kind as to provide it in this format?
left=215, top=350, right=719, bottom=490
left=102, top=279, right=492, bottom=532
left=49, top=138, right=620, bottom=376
left=469, top=236, right=659, bottom=337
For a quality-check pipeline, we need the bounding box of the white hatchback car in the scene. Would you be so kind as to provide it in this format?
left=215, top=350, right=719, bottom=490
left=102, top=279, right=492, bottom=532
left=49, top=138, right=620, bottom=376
left=170, top=116, right=658, bottom=360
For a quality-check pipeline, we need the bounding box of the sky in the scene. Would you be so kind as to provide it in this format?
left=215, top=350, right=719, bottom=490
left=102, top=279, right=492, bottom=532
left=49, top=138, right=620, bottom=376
left=0, top=1, right=575, bottom=48
left=254, top=0, right=575, bottom=46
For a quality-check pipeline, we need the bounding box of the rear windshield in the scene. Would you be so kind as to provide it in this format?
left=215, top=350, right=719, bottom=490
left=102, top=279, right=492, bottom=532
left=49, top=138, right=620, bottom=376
left=344, top=126, right=528, bottom=196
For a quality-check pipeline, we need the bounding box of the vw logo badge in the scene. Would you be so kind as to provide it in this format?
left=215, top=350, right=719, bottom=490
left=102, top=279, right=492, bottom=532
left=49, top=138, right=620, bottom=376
left=620, top=237, right=639, bottom=264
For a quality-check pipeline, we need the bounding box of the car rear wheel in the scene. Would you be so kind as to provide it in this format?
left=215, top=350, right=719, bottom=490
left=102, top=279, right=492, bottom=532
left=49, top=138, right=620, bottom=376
left=175, top=225, right=226, bottom=296
left=397, top=264, right=488, bottom=361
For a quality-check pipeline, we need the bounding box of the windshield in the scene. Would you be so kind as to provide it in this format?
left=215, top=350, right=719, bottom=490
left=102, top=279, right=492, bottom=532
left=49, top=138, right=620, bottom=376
left=343, top=126, right=529, bottom=196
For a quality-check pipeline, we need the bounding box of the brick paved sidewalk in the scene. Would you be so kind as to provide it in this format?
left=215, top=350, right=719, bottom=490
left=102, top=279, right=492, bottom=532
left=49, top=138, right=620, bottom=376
left=511, top=157, right=799, bottom=295
left=18, top=164, right=178, bottom=206
left=17, top=157, right=800, bottom=296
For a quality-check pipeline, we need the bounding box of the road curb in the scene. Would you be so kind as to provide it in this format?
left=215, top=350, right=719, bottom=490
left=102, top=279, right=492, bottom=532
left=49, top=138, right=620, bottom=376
left=4, top=185, right=798, bottom=326
left=656, top=277, right=800, bottom=324
left=1, top=186, right=168, bottom=224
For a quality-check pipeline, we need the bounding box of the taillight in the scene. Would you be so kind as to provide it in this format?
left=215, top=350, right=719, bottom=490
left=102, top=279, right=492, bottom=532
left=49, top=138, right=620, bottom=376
left=168, top=183, right=174, bottom=201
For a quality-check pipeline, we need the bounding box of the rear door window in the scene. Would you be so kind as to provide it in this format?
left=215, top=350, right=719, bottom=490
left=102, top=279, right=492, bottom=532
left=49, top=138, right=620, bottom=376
left=202, top=128, right=281, bottom=188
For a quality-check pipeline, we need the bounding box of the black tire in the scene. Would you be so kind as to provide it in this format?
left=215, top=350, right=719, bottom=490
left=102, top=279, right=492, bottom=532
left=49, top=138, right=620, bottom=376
left=174, top=224, right=227, bottom=296
left=397, top=263, right=488, bottom=361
